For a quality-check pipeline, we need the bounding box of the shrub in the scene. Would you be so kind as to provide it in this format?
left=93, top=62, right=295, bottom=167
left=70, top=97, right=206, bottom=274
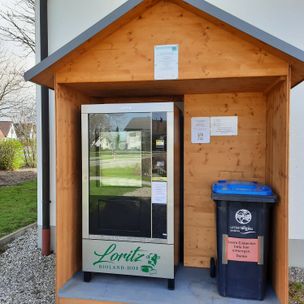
left=0, top=139, right=24, bottom=170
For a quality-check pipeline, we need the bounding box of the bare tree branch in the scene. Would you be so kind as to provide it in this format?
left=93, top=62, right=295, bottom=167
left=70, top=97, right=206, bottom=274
left=0, top=48, right=33, bottom=117
left=13, top=102, right=37, bottom=167
left=0, top=0, right=35, bottom=56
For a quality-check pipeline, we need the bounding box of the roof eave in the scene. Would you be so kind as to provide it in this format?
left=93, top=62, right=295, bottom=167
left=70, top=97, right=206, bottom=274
left=24, top=0, right=304, bottom=88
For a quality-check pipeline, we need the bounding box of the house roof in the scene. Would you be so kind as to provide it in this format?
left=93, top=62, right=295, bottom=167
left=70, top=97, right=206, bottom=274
left=125, top=117, right=151, bottom=130
left=0, top=121, right=13, bottom=137
left=24, top=0, right=304, bottom=88
left=0, top=129, right=4, bottom=139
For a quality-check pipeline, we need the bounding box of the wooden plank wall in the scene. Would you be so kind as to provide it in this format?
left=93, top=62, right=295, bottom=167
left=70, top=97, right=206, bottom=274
left=55, top=84, right=92, bottom=301
left=56, top=1, right=288, bottom=85
left=184, top=92, right=266, bottom=267
left=266, top=77, right=290, bottom=304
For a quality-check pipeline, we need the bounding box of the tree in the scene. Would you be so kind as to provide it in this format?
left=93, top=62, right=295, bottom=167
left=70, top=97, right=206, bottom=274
left=0, top=49, right=28, bottom=117
left=0, top=0, right=37, bottom=168
left=0, top=0, right=35, bottom=56
left=14, top=102, right=37, bottom=168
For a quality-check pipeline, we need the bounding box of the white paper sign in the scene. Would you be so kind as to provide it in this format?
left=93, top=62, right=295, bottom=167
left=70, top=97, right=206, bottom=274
left=211, top=116, right=238, bottom=136
left=152, top=182, right=167, bottom=205
left=154, top=45, right=179, bottom=80
left=191, top=117, right=211, bottom=144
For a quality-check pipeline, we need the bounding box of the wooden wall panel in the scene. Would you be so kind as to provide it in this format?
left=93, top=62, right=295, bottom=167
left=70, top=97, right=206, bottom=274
left=184, top=93, right=266, bottom=268
left=266, top=77, right=290, bottom=304
left=56, top=1, right=288, bottom=85
left=55, top=84, right=92, bottom=302
left=63, top=76, right=283, bottom=98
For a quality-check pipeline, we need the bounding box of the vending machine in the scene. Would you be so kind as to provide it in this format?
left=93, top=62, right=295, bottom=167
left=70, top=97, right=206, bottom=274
left=81, top=102, right=180, bottom=289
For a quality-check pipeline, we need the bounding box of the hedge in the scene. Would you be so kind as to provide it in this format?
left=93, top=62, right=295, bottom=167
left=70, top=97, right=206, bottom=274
left=0, top=139, right=24, bottom=170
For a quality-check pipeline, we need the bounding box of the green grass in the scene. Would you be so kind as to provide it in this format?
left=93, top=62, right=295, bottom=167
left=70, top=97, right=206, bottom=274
left=90, top=151, right=142, bottom=160
left=89, top=181, right=138, bottom=196
left=98, top=166, right=141, bottom=179
left=289, top=282, right=304, bottom=304
left=0, top=179, right=37, bottom=238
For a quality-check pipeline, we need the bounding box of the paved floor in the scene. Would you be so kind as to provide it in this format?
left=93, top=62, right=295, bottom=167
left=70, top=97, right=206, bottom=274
left=59, top=267, right=278, bottom=303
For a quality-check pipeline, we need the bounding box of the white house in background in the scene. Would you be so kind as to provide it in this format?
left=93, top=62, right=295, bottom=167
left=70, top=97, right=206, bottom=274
left=34, top=0, right=304, bottom=267
left=0, top=121, right=18, bottom=139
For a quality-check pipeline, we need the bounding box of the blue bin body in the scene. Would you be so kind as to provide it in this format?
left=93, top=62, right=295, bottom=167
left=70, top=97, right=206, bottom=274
left=211, top=180, right=277, bottom=300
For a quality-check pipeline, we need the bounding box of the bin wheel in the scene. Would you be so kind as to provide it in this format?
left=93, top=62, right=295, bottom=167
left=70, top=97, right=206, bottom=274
left=210, top=257, right=216, bottom=278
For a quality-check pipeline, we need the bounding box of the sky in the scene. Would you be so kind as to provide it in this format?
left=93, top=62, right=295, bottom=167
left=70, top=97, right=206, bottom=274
left=0, top=0, right=35, bottom=121
left=0, top=0, right=35, bottom=65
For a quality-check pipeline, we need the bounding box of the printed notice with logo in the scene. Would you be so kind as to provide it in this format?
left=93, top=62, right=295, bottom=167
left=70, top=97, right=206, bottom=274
left=152, top=182, right=167, bottom=205
left=191, top=117, right=210, bottom=144
left=211, top=116, right=238, bottom=136
left=154, top=45, right=179, bottom=80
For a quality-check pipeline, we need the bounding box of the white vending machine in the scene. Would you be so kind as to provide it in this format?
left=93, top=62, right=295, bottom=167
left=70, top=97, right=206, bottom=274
left=81, top=102, right=180, bottom=289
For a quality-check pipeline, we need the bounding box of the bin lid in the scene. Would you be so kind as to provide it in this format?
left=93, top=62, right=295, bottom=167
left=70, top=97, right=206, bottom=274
left=212, top=180, right=273, bottom=196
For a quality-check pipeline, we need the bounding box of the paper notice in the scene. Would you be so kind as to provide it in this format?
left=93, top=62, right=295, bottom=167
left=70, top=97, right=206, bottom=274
left=226, top=237, right=259, bottom=263
left=154, top=45, right=179, bottom=80
left=152, top=182, right=167, bottom=205
left=211, top=116, right=238, bottom=136
left=191, top=117, right=211, bottom=144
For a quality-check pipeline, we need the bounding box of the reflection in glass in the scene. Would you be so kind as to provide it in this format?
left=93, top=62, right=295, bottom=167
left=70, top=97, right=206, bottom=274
left=152, top=112, right=167, bottom=181
left=88, top=113, right=152, bottom=237
left=151, top=112, right=167, bottom=238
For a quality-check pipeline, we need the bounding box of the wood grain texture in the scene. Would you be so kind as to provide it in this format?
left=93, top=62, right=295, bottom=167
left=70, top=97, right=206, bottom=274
left=55, top=84, right=92, bottom=303
left=183, top=93, right=266, bottom=268
left=173, top=0, right=303, bottom=87
left=63, top=76, right=283, bottom=98
left=266, top=76, right=290, bottom=304
left=29, top=0, right=304, bottom=89
left=56, top=1, right=288, bottom=85
left=31, top=0, right=159, bottom=88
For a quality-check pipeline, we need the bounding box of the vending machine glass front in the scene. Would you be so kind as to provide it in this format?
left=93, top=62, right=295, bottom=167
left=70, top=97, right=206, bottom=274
left=88, top=112, right=168, bottom=240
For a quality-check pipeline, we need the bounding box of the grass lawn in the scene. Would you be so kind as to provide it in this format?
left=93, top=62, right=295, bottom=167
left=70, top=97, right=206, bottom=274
left=289, top=282, right=304, bottom=303
left=0, top=179, right=37, bottom=238
left=90, top=182, right=138, bottom=196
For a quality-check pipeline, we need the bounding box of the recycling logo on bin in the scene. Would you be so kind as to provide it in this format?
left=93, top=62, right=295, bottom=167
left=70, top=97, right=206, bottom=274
left=235, top=209, right=252, bottom=225
left=229, top=207, right=256, bottom=236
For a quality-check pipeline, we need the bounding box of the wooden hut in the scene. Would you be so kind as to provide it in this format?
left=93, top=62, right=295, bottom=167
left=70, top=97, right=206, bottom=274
left=25, top=0, right=304, bottom=303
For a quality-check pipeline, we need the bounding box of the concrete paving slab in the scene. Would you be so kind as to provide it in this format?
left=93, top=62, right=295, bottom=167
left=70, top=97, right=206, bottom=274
left=59, top=267, right=278, bottom=303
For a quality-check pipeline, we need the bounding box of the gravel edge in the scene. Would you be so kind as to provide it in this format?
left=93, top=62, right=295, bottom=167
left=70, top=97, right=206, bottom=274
left=0, top=227, right=55, bottom=304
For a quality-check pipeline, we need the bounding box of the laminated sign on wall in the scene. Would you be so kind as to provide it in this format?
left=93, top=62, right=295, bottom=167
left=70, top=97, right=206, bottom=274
left=211, top=116, right=238, bottom=136
left=154, top=45, right=179, bottom=80
left=191, top=117, right=210, bottom=144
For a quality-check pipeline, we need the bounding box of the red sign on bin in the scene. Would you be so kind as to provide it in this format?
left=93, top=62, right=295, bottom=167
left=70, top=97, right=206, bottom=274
left=226, top=237, right=259, bottom=263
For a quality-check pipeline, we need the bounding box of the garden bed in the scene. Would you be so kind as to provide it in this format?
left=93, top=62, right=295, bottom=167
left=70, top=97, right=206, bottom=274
left=0, top=168, right=37, bottom=186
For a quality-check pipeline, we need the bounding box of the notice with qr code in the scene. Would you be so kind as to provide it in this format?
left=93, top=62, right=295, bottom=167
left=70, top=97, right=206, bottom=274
left=191, top=117, right=210, bottom=144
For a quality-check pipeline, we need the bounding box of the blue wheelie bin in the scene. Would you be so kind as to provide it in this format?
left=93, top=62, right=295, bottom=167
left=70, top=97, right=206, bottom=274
left=211, top=180, right=277, bottom=300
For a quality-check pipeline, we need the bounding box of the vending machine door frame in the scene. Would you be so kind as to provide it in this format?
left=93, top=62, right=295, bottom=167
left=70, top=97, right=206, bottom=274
left=81, top=102, right=175, bottom=245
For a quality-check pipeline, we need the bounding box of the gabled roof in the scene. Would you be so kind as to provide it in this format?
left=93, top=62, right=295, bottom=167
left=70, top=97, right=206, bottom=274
left=24, top=0, right=304, bottom=88
left=125, top=117, right=151, bottom=130
left=0, top=121, right=13, bottom=137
